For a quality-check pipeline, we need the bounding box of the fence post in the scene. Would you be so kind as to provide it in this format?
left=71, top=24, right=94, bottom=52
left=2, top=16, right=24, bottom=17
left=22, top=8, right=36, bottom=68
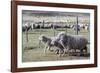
left=76, top=16, right=78, bottom=35
left=53, top=23, right=55, bottom=37
left=26, top=28, right=28, bottom=48
left=39, top=20, right=45, bottom=48
left=66, top=21, right=67, bottom=34
left=26, top=28, right=28, bottom=43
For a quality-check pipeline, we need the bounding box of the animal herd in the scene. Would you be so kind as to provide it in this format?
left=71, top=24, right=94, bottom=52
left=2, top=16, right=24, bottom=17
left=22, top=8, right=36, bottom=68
left=22, top=22, right=89, bottom=57
left=22, top=22, right=89, bottom=32
left=39, top=32, right=89, bottom=57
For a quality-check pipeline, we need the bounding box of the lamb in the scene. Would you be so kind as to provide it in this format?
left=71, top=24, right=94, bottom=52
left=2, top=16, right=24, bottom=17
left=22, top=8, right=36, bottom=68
left=38, top=35, right=52, bottom=54
left=38, top=35, right=64, bottom=56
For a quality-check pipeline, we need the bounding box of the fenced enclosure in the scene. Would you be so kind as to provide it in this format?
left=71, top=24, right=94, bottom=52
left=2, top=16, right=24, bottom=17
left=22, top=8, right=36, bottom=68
left=22, top=10, right=90, bottom=62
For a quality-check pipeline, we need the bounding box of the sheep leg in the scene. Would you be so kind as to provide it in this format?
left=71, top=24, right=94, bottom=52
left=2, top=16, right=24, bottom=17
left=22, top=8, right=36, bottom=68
left=58, top=48, right=62, bottom=57
left=44, top=44, right=48, bottom=55
left=81, top=46, right=88, bottom=56
left=84, top=46, right=88, bottom=54
left=61, top=49, right=65, bottom=56
left=80, top=49, right=84, bottom=56
left=74, top=49, right=77, bottom=56
left=58, top=41, right=71, bottom=56
left=47, top=46, right=51, bottom=51
left=55, top=49, right=59, bottom=54
left=48, top=46, right=54, bottom=52
left=59, top=42, right=67, bottom=56
left=66, top=48, right=70, bottom=56
left=79, top=46, right=88, bottom=56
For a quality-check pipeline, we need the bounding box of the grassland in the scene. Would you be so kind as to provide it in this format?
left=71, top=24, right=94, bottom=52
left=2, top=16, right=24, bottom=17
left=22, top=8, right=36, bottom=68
left=22, top=28, right=90, bottom=62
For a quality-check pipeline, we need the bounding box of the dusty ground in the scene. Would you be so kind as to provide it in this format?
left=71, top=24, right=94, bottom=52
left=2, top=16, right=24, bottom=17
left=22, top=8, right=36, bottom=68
left=22, top=47, right=90, bottom=62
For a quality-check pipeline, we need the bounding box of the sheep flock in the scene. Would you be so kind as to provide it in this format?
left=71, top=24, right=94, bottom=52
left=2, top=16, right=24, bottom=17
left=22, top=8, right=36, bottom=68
left=39, top=32, right=89, bottom=57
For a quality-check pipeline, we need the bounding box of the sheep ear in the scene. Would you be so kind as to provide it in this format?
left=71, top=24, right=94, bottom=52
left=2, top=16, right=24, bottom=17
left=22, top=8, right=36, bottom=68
left=40, top=34, right=44, bottom=37
left=39, top=34, right=44, bottom=40
left=39, top=35, right=42, bottom=40
left=38, top=36, right=41, bottom=40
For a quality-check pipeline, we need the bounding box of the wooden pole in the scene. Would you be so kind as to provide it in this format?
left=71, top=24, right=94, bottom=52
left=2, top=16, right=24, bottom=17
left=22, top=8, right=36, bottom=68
left=26, top=28, right=28, bottom=48
left=53, top=23, right=55, bottom=37
left=26, top=28, right=28, bottom=42
left=76, top=16, right=78, bottom=35
left=43, top=20, right=44, bottom=28
left=39, top=20, right=44, bottom=48
left=66, top=21, right=67, bottom=34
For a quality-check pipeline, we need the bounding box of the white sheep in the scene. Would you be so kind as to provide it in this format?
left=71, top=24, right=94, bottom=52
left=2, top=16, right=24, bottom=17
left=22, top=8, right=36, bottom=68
left=38, top=35, right=64, bottom=56
left=38, top=35, right=52, bottom=54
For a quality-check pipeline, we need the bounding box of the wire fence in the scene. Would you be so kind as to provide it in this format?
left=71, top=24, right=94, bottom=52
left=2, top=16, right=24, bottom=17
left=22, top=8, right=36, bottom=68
left=22, top=16, right=90, bottom=50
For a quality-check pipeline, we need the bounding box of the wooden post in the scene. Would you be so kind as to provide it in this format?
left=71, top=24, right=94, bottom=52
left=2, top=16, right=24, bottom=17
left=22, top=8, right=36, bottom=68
left=39, top=22, right=42, bottom=35
left=39, top=20, right=45, bottom=48
left=26, top=28, right=28, bottom=48
left=53, top=23, right=55, bottom=37
left=76, top=16, right=78, bottom=35
left=43, top=20, right=45, bottom=28
left=26, top=28, right=28, bottom=42
left=39, top=21, right=41, bottom=48
left=66, top=21, right=67, bottom=34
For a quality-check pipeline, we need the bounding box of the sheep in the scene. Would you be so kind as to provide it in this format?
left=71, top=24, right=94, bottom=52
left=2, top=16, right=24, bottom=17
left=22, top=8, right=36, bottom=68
left=50, top=37, right=65, bottom=56
left=53, top=32, right=89, bottom=56
left=39, top=32, right=89, bottom=57
left=22, top=23, right=31, bottom=32
left=50, top=32, right=66, bottom=55
left=38, top=35, right=52, bottom=54
left=72, top=24, right=81, bottom=31
left=38, top=35, right=64, bottom=56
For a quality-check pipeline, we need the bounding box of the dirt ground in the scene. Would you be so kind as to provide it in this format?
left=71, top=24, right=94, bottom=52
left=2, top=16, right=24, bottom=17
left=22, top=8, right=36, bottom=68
left=22, top=47, right=90, bottom=62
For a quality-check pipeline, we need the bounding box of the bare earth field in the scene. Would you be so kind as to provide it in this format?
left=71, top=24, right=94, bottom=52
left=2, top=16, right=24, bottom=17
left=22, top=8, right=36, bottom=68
left=22, top=28, right=90, bottom=62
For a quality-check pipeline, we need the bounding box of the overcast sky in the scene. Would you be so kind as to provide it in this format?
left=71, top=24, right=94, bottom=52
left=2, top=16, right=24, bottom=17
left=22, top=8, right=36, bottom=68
left=22, top=10, right=90, bottom=17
